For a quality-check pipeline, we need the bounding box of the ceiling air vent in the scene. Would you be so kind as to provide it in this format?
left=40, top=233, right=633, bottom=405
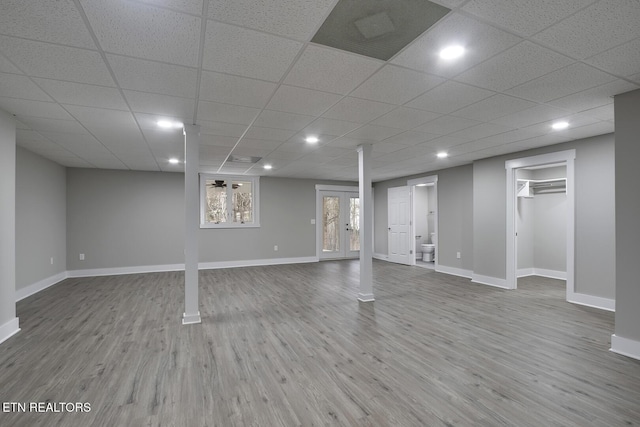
left=228, top=155, right=262, bottom=164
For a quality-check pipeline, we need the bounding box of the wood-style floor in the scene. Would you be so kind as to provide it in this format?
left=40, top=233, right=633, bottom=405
left=1, top=260, right=639, bottom=426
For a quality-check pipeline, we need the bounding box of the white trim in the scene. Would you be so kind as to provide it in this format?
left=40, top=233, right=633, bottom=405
left=0, top=317, right=20, bottom=345
left=517, top=268, right=535, bottom=277
left=68, top=263, right=185, bottom=278
left=67, top=257, right=319, bottom=278
left=567, top=292, right=615, bottom=311
left=471, top=274, right=509, bottom=289
left=357, top=293, right=375, bottom=302
left=199, top=256, right=318, bottom=270
left=16, top=271, right=68, bottom=301
left=315, top=184, right=358, bottom=192
left=517, top=268, right=566, bottom=280
left=436, top=265, right=472, bottom=279
left=373, top=252, right=388, bottom=261
left=407, top=175, right=438, bottom=187
left=610, top=334, right=640, bottom=360
left=200, top=173, right=260, bottom=228
left=182, top=311, right=202, bottom=325
left=506, top=150, right=576, bottom=295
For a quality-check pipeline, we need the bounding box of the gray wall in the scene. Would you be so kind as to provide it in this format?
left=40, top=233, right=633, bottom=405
left=66, top=168, right=354, bottom=270
left=473, top=133, right=615, bottom=298
left=16, top=147, right=67, bottom=290
left=373, top=164, right=474, bottom=272
left=0, top=110, right=16, bottom=327
left=614, top=89, right=640, bottom=341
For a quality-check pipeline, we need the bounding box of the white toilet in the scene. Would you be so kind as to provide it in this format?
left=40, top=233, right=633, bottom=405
left=421, top=233, right=436, bottom=262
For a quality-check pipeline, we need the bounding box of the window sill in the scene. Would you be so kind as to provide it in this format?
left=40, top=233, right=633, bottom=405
left=200, top=223, right=261, bottom=229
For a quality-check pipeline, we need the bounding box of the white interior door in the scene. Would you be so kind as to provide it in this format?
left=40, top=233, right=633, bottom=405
left=319, top=191, right=360, bottom=260
left=388, top=186, right=412, bottom=265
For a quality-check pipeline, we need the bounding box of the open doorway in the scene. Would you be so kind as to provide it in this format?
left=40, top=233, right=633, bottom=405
left=408, top=175, right=438, bottom=270
left=505, top=150, right=575, bottom=300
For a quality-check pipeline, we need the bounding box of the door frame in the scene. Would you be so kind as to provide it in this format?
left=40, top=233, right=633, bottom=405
left=315, top=185, right=359, bottom=260
left=407, top=175, right=439, bottom=269
left=505, top=150, right=575, bottom=298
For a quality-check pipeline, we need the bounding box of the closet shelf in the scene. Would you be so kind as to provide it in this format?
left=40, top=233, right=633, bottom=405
left=517, top=178, right=566, bottom=197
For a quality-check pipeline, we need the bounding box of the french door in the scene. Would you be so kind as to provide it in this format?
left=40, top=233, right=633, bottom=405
left=319, top=191, right=360, bottom=260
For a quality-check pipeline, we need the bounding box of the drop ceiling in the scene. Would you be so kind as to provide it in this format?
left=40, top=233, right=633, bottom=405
left=0, top=0, right=638, bottom=182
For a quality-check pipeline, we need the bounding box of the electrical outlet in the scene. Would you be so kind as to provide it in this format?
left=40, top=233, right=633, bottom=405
left=79, top=253, right=85, bottom=261
left=456, top=252, right=461, bottom=259
left=310, top=219, right=316, bottom=225
left=274, top=245, right=278, bottom=251
left=50, top=257, right=54, bottom=265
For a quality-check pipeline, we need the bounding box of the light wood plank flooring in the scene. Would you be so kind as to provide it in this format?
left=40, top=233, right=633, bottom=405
left=1, top=260, right=639, bottom=426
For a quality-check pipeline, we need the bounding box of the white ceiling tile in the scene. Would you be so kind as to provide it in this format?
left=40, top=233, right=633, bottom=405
left=520, top=112, right=600, bottom=136
left=80, top=0, right=200, bottom=66
left=199, top=120, right=248, bottom=138
left=406, top=81, right=495, bottom=114
left=301, top=118, right=362, bottom=137
left=0, top=0, right=96, bottom=48
left=548, top=79, right=638, bottom=111
left=455, top=41, right=574, bottom=91
left=284, top=45, right=381, bottom=95
left=351, top=66, right=445, bottom=105
left=420, top=135, right=474, bottom=150
left=133, top=113, right=185, bottom=133
left=370, top=107, right=441, bottom=130
left=16, top=129, right=48, bottom=142
left=0, top=73, right=52, bottom=101
left=134, top=0, right=203, bottom=15
left=462, top=0, right=596, bottom=37
left=562, top=121, right=615, bottom=140
left=82, top=155, right=129, bottom=170
left=228, top=146, right=272, bottom=158
left=90, top=128, right=148, bottom=152
left=392, top=13, right=521, bottom=78
left=200, top=136, right=239, bottom=147
left=381, top=131, right=441, bottom=146
left=208, top=0, right=335, bottom=41
left=0, top=54, right=22, bottom=74
left=450, top=122, right=514, bottom=140
left=372, top=141, right=411, bottom=155
left=273, top=141, right=321, bottom=153
left=199, top=71, right=277, bottom=109
left=580, top=104, right=614, bottom=121
left=451, top=94, right=538, bottom=122
left=243, top=126, right=296, bottom=142
left=124, top=91, right=194, bottom=120
left=265, top=85, right=342, bottom=116
left=322, top=97, right=395, bottom=124
left=263, top=150, right=303, bottom=161
left=33, top=78, right=128, bottom=110
left=0, top=36, right=115, bottom=86
left=585, top=37, right=640, bottom=78
left=202, top=22, right=303, bottom=82
left=253, top=110, right=315, bottom=132
left=344, top=125, right=403, bottom=142
left=197, top=101, right=260, bottom=125
left=65, top=105, right=138, bottom=128
left=491, top=104, right=571, bottom=128
left=414, top=115, right=481, bottom=135
left=0, top=98, right=73, bottom=120
left=107, top=54, right=198, bottom=98
left=533, top=0, right=640, bottom=59
left=506, top=63, right=616, bottom=103
left=19, top=117, right=87, bottom=134
left=506, top=133, right=572, bottom=151
left=328, top=137, right=374, bottom=149
left=236, top=138, right=282, bottom=151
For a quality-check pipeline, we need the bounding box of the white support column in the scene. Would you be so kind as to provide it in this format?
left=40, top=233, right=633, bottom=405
left=183, top=124, right=201, bottom=325
left=357, top=144, right=374, bottom=302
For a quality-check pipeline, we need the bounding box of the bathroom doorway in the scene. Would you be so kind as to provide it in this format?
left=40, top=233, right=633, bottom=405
left=408, top=175, right=438, bottom=270
left=505, top=150, right=575, bottom=300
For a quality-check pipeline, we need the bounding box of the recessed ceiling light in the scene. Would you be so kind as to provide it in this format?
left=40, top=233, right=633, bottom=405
left=437, top=151, right=448, bottom=159
left=157, top=120, right=183, bottom=129
left=439, top=45, right=465, bottom=60
left=263, top=164, right=273, bottom=170
left=168, top=158, right=180, bottom=164
left=552, top=121, right=569, bottom=130
left=305, top=136, right=319, bottom=144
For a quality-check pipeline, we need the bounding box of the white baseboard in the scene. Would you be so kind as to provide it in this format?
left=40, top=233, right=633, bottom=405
left=517, top=268, right=535, bottom=277
left=517, top=268, right=566, bottom=280
left=68, top=263, right=185, bottom=278
left=611, top=334, right=640, bottom=361
left=357, top=293, right=375, bottom=302
left=199, top=256, right=318, bottom=270
left=15, top=271, right=68, bottom=301
left=436, top=265, right=472, bottom=279
left=0, top=317, right=20, bottom=345
left=182, top=311, right=202, bottom=325
left=373, top=253, right=388, bottom=261
left=567, top=291, right=615, bottom=312
left=471, top=273, right=509, bottom=289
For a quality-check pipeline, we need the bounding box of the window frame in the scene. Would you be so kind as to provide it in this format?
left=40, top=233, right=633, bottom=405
left=199, top=174, right=260, bottom=229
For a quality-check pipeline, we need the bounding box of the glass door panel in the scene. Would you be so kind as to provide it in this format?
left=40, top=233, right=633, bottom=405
left=319, top=191, right=360, bottom=259
left=322, top=195, right=341, bottom=255
left=348, top=196, right=360, bottom=253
